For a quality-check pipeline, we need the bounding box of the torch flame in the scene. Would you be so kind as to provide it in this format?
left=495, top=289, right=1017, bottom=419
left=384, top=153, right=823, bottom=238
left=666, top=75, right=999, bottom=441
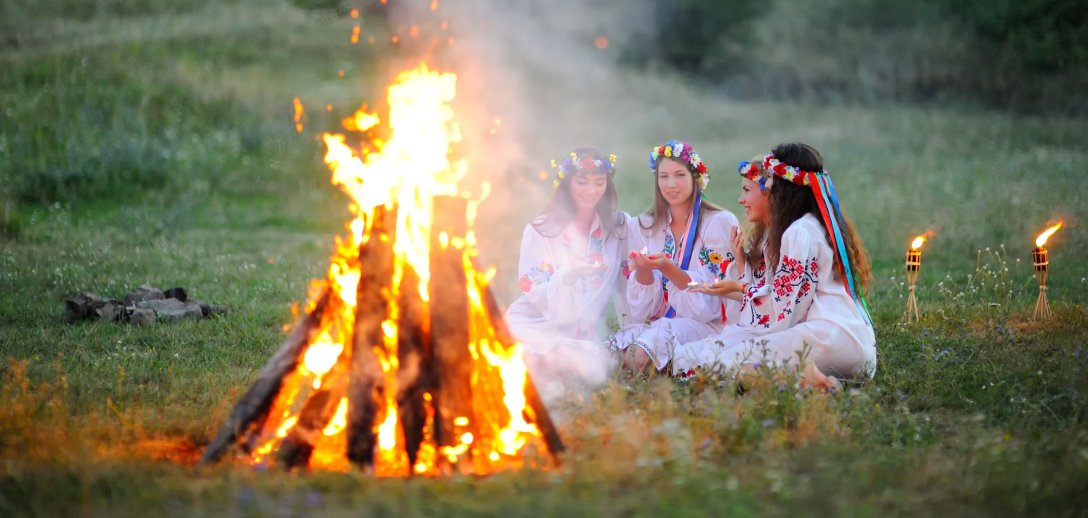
left=1035, top=222, right=1063, bottom=248
left=909, top=235, right=926, bottom=251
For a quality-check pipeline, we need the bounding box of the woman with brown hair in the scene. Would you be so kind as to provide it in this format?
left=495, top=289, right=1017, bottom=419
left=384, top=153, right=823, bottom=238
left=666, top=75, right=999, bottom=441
left=673, top=143, right=876, bottom=385
left=506, top=147, right=632, bottom=385
left=610, top=140, right=742, bottom=372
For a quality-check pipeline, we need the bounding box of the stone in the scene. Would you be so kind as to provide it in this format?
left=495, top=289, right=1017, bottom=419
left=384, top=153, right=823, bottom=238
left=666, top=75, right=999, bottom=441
left=124, top=284, right=165, bottom=307
left=164, top=287, right=188, bottom=302
left=197, top=301, right=228, bottom=317
left=65, top=292, right=105, bottom=323
left=93, top=300, right=124, bottom=322
left=137, top=298, right=203, bottom=322
left=129, top=308, right=157, bottom=326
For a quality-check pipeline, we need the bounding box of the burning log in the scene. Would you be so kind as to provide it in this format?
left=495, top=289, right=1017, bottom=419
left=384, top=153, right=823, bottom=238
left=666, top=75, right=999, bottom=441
left=275, top=358, right=348, bottom=469
left=429, top=196, right=478, bottom=469
left=200, top=288, right=332, bottom=466
left=347, top=205, right=397, bottom=468
left=479, top=285, right=565, bottom=458
left=395, top=262, right=430, bottom=468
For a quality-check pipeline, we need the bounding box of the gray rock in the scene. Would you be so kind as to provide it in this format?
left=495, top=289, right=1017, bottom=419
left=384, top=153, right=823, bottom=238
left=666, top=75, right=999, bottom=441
left=124, top=284, right=165, bottom=306
left=65, top=292, right=105, bottom=323
left=129, top=308, right=157, bottom=326
left=93, top=300, right=124, bottom=322
left=197, top=301, right=228, bottom=317
left=137, top=298, right=203, bottom=322
left=163, top=287, right=188, bottom=302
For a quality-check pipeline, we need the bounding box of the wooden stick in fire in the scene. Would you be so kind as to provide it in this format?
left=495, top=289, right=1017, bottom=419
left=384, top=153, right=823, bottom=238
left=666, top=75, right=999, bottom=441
left=346, top=204, right=397, bottom=468
left=478, top=277, right=566, bottom=459
left=275, top=357, right=349, bottom=469
left=199, top=288, right=333, bottom=466
left=429, top=196, right=478, bottom=471
left=394, top=262, right=431, bottom=468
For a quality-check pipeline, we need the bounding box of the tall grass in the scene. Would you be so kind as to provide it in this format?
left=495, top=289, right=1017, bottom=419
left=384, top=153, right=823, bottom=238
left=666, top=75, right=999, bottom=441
left=1, top=0, right=1086, bottom=515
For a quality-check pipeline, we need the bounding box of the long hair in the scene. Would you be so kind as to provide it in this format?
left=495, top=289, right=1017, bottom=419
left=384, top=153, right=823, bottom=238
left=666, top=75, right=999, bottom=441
left=755, top=143, right=871, bottom=294
left=531, top=147, right=626, bottom=239
left=640, top=156, right=723, bottom=241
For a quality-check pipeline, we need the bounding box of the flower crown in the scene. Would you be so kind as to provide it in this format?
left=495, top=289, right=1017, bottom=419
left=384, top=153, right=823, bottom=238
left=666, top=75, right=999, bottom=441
left=550, top=150, right=617, bottom=189
left=649, top=140, right=709, bottom=191
left=737, top=153, right=826, bottom=192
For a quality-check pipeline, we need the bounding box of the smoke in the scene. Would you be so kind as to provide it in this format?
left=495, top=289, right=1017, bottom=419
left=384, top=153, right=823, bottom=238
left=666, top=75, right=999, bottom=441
left=374, top=0, right=732, bottom=406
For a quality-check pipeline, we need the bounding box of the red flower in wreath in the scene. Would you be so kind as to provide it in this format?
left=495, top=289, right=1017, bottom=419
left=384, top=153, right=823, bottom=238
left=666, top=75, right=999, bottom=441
left=518, top=275, right=533, bottom=293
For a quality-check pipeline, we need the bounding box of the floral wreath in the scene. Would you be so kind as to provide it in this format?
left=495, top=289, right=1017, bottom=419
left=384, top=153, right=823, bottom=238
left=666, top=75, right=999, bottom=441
left=649, top=140, right=709, bottom=191
left=550, top=149, right=617, bottom=189
left=737, top=153, right=826, bottom=192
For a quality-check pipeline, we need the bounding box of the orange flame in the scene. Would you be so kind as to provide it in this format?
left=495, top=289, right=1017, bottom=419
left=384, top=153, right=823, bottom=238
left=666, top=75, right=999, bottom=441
left=910, top=235, right=925, bottom=251
left=292, top=97, right=305, bottom=133
left=1035, top=222, right=1063, bottom=248
left=248, top=63, right=547, bottom=475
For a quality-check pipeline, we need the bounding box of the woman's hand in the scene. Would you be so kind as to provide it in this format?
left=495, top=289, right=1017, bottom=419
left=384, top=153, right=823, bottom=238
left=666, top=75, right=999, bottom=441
left=561, top=261, right=606, bottom=285
left=690, top=279, right=743, bottom=297
left=629, top=251, right=665, bottom=272
left=731, top=226, right=746, bottom=274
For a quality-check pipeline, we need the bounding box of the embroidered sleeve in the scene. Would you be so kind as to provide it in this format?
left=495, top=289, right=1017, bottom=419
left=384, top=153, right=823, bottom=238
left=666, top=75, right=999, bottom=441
left=738, top=223, right=821, bottom=332
left=515, top=224, right=581, bottom=325
left=517, top=226, right=555, bottom=294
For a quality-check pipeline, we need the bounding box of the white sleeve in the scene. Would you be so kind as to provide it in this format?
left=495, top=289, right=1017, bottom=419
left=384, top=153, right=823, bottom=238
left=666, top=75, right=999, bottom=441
left=665, top=211, right=739, bottom=323
left=514, top=224, right=582, bottom=326
left=737, top=223, right=821, bottom=333
left=625, top=223, right=664, bottom=323
left=611, top=212, right=636, bottom=326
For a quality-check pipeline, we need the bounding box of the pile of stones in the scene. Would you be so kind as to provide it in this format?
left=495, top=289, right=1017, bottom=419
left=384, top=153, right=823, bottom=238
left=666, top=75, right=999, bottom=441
left=65, top=285, right=226, bottom=325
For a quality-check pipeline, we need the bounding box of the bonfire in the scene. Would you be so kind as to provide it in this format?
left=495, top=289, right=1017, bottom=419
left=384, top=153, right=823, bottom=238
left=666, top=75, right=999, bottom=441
left=200, top=64, right=562, bottom=476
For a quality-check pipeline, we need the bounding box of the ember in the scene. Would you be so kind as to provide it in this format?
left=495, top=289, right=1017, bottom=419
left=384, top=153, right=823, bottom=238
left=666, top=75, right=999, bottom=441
left=200, top=64, right=562, bottom=475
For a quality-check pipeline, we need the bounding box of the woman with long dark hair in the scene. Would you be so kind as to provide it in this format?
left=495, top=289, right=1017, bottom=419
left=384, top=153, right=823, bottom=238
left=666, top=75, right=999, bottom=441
left=674, top=143, right=876, bottom=386
left=505, top=147, right=631, bottom=384
left=610, top=140, right=742, bottom=372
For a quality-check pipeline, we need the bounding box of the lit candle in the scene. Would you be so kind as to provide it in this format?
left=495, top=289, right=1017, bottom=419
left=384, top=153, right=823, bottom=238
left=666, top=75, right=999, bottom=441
left=903, top=234, right=926, bottom=323
left=1031, top=222, right=1062, bottom=321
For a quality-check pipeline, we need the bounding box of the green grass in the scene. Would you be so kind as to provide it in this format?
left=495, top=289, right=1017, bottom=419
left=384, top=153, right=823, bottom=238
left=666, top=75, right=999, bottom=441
left=2, top=1, right=1088, bottom=516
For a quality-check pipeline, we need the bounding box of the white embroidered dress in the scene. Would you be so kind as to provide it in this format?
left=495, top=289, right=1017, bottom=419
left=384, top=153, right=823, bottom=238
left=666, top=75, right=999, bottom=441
left=610, top=210, right=742, bottom=370
left=505, top=214, right=633, bottom=361
left=672, top=213, right=877, bottom=378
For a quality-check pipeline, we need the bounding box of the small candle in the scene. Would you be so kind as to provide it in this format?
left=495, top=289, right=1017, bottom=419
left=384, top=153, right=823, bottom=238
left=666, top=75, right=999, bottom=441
left=687, top=281, right=699, bottom=290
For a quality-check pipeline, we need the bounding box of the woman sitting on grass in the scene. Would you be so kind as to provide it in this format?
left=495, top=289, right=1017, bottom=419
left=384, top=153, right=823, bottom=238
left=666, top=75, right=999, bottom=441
left=673, top=143, right=876, bottom=389
left=610, top=140, right=741, bottom=372
left=505, top=147, right=632, bottom=386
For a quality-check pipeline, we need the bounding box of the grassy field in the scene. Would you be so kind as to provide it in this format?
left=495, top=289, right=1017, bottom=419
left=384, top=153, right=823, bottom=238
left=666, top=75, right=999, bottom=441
left=2, top=1, right=1087, bottom=516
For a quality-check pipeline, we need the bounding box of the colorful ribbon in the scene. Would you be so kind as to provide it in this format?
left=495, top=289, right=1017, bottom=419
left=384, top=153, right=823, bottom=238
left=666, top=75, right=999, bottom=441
left=807, top=172, right=872, bottom=326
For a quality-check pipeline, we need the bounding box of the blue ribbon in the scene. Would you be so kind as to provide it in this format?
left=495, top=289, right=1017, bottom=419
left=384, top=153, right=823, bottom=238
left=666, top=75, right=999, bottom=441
left=665, top=190, right=702, bottom=319
left=816, top=174, right=872, bottom=326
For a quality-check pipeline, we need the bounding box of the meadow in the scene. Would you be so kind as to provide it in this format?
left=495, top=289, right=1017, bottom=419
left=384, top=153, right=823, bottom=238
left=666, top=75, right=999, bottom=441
left=1, top=1, right=1087, bottom=516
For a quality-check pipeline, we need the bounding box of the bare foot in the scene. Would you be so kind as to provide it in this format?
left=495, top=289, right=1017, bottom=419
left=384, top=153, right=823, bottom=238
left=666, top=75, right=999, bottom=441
left=799, top=361, right=842, bottom=393
left=622, top=346, right=653, bottom=373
